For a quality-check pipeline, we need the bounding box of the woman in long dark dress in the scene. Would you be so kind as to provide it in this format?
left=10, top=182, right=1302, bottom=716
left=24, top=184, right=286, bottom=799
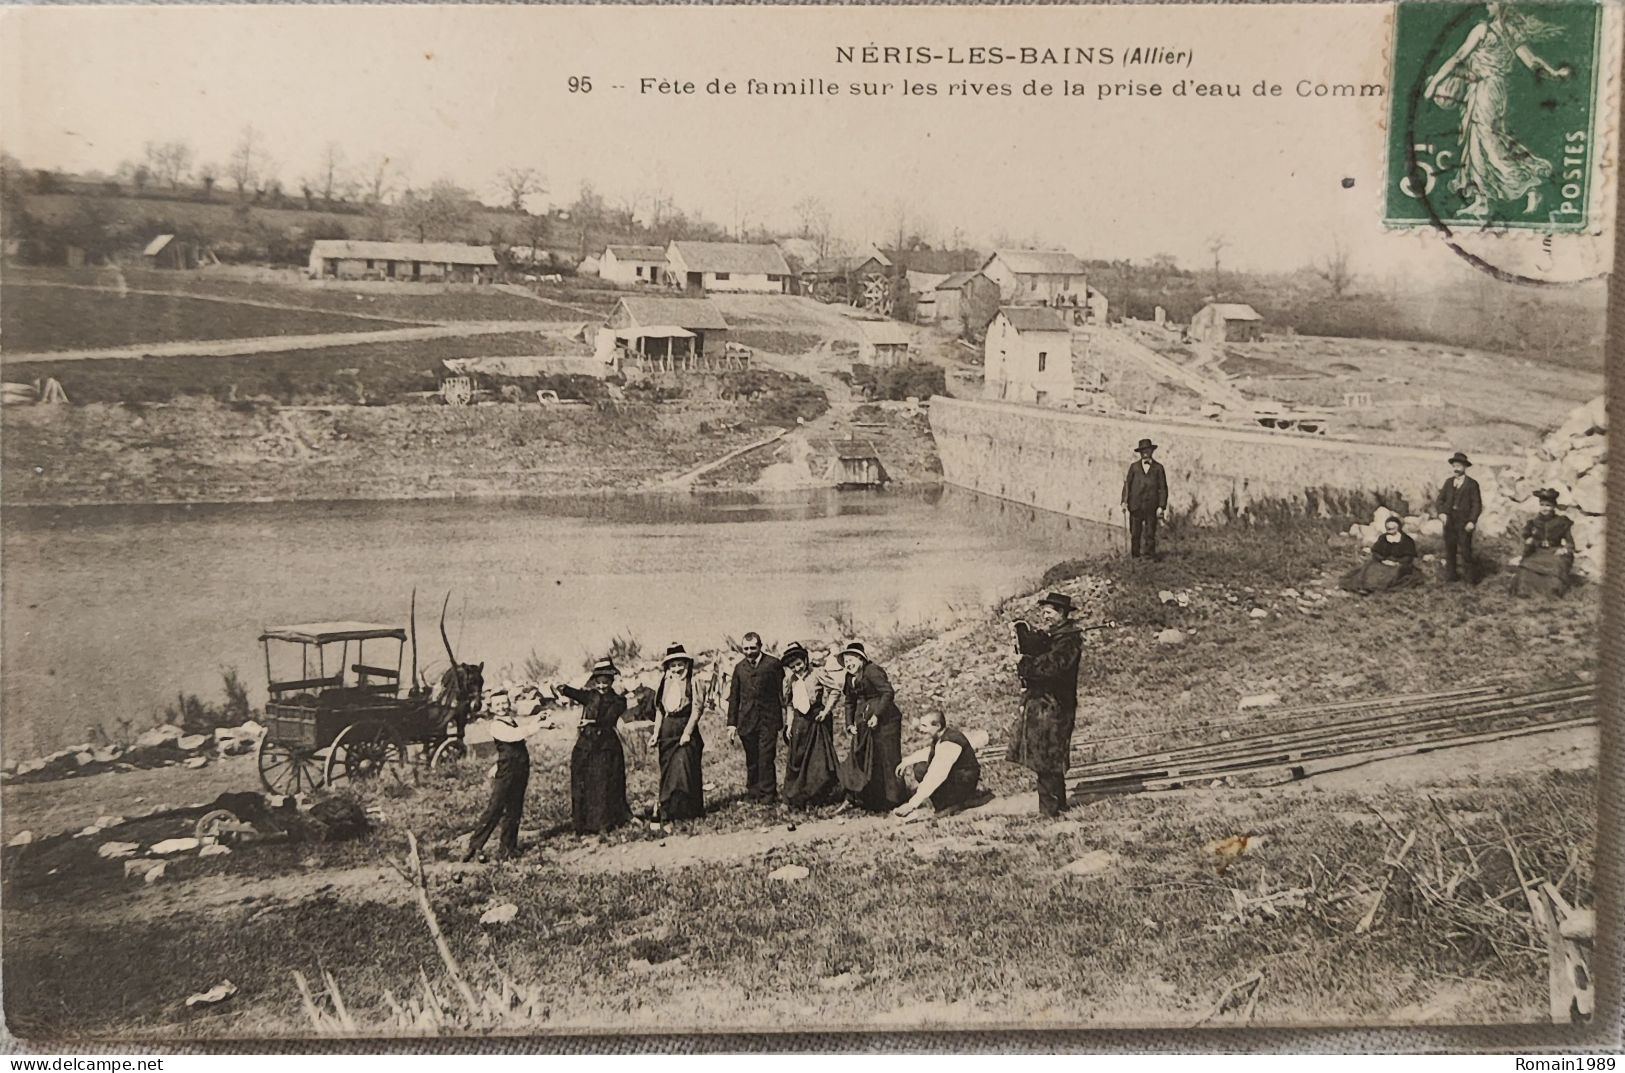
left=649, top=643, right=705, bottom=821
left=836, top=641, right=907, bottom=812
left=1340, top=517, right=1423, bottom=594
left=1511, top=488, right=1577, bottom=597
left=559, top=658, right=631, bottom=835
left=780, top=643, right=841, bottom=809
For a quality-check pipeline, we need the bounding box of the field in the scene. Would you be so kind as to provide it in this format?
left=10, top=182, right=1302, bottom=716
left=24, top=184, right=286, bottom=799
left=2, top=282, right=418, bottom=352
left=0, top=518, right=1599, bottom=1037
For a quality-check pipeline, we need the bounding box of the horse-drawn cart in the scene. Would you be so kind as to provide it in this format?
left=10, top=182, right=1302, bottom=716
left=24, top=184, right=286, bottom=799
left=256, top=619, right=479, bottom=795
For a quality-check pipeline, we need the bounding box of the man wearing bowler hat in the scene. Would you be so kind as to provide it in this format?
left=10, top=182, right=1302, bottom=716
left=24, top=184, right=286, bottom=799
left=1435, top=451, right=1483, bottom=583
left=1121, top=438, right=1170, bottom=560
left=1006, top=591, right=1084, bottom=817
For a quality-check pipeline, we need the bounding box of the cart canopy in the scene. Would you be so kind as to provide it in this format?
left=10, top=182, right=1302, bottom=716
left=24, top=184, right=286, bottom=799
left=260, top=622, right=407, bottom=645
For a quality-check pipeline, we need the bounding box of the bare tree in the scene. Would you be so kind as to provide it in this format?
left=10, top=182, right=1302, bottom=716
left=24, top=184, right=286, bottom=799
left=144, top=140, right=193, bottom=190
left=1206, top=233, right=1230, bottom=300
left=228, top=125, right=266, bottom=199
left=360, top=154, right=403, bottom=205
left=497, top=166, right=544, bottom=213
left=793, top=196, right=833, bottom=258
left=319, top=142, right=346, bottom=203
left=1315, top=236, right=1355, bottom=298
left=197, top=162, right=219, bottom=200
left=396, top=179, right=476, bottom=242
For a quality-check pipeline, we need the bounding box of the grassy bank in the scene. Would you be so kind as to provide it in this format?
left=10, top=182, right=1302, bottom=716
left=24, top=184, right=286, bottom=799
left=0, top=512, right=1599, bottom=1037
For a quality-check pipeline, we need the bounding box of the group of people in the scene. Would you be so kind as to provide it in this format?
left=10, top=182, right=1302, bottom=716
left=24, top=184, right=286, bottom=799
left=1339, top=451, right=1579, bottom=597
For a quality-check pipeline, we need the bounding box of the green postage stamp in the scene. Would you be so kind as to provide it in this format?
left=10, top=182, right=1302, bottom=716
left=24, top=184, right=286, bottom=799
left=1386, top=1, right=1603, bottom=232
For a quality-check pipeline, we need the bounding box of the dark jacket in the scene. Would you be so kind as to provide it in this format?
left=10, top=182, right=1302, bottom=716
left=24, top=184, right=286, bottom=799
left=1007, top=621, right=1083, bottom=775
left=1522, top=513, right=1575, bottom=551
left=560, top=684, right=628, bottom=730
left=844, top=662, right=902, bottom=727
left=1121, top=459, right=1169, bottom=513
left=727, top=653, right=784, bottom=732
left=1435, top=475, right=1482, bottom=529
left=1367, top=532, right=1418, bottom=565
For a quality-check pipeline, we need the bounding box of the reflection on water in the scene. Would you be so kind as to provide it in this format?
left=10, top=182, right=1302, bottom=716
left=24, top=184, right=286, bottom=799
left=1, top=486, right=1117, bottom=756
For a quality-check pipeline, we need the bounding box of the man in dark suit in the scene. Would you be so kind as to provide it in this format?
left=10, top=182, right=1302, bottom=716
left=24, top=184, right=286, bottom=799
left=727, top=632, right=784, bottom=802
left=1121, top=437, right=1170, bottom=559
left=1435, top=451, right=1483, bottom=583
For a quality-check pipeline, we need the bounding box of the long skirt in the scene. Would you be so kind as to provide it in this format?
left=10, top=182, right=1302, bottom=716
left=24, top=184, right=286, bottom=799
left=1339, top=559, right=1421, bottom=595
left=1511, top=548, right=1573, bottom=598
left=839, top=717, right=906, bottom=812
left=570, top=726, right=631, bottom=834
left=656, top=716, right=705, bottom=820
left=783, top=713, right=841, bottom=808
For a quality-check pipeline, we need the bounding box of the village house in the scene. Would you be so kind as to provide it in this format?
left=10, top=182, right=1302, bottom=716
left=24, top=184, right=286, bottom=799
left=600, top=244, right=668, bottom=285
left=663, top=241, right=791, bottom=294
left=983, top=306, right=1074, bottom=406
left=858, top=320, right=914, bottom=368
left=602, top=295, right=731, bottom=370
left=981, top=249, right=1089, bottom=306
left=307, top=240, right=498, bottom=283
left=1190, top=302, right=1264, bottom=342
left=933, top=271, right=1002, bottom=327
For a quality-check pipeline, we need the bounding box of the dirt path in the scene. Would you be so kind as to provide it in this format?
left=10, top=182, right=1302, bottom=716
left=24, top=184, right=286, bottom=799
left=1089, top=325, right=1255, bottom=411
left=5, top=320, right=577, bottom=362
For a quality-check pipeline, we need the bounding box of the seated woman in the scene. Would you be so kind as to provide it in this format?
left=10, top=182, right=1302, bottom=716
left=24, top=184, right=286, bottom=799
left=1340, top=516, right=1422, bottom=594
left=558, top=659, right=631, bottom=835
left=1511, top=489, right=1577, bottom=597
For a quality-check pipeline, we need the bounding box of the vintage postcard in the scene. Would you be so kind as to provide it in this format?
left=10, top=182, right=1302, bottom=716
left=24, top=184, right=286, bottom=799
left=0, top=0, right=1618, bottom=1044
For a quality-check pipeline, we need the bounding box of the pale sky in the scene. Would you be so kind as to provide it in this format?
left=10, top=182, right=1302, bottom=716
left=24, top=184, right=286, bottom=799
left=0, top=4, right=1611, bottom=278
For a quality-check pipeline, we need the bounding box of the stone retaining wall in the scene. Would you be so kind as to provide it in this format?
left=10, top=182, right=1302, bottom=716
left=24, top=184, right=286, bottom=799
left=928, top=397, right=1518, bottom=527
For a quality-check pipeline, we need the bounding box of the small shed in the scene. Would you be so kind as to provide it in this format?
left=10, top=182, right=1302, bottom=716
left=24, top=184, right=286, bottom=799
left=818, top=437, right=890, bottom=489
left=308, top=240, right=498, bottom=283
left=143, top=234, right=199, bottom=270
left=601, top=244, right=667, bottom=285
left=983, top=306, right=1074, bottom=406
left=607, top=295, right=731, bottom=371
left=1190, top=303, right=1263, bottom=343
left=858, top=320, right=913, bottom=367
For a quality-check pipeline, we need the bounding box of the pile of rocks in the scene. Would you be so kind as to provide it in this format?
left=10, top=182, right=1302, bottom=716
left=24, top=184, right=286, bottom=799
left=1491, top=394, right=1606, bottom=579
left=2, top=719, right=266, bottom=785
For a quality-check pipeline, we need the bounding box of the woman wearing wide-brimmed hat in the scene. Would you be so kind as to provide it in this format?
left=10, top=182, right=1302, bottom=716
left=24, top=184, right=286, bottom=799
left=557, top=658, right=631, bottom=835
left=1511, top=489, right=1577, bottom=597
left=835, top=641, right=907, bottom=812
left=779, top=642, right=841, bottom=809
left=649, top=643, right=706, bottom=821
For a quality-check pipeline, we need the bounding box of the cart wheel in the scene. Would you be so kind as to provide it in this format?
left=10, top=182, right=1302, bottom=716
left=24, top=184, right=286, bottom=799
left=195, top=809, right=238, bottom=843
left=324, top=720, right=407, bottom=786
left=257, top=736, right=324, bottom=796
left=428, top=739, right=467, bottom=770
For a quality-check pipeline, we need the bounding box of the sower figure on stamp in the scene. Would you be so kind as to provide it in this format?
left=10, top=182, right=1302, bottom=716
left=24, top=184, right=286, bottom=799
left=1006, top=592, right=1084, bottom=818
left=462, top=689, right=542, bottom=863
left=1436, top=451, right=1483, bottom=583
left=1121, top=438, right=1169, bottom=560
left=727, top=632, right=784, bottom=804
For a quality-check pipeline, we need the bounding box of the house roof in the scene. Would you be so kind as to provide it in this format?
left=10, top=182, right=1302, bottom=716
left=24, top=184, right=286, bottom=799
left=881, top=248, right=983, bottom=275
left=615, top=296, right=730, bottom=331
left=860, top=321, right=913, bottom=346
left=143, top=234, right=174, bottom=256
left=936, top=270, right=994, bottom=292
left=605, top=245, right=668, bottom=262
left=668, top=241, right=791, bottom=276
left=906, top=270, right=951, bottom=295
left=997, top=306, right=1070, bottom=332
left=1201, top=303, right=1263, bottom=321
left=309, top=240, right=498, bottom=266
left=987, top=249, right=1088, bottom=276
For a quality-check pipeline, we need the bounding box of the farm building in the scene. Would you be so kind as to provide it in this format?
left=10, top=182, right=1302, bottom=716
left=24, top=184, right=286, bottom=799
left=983, top=306, right=1074, bottom=406
left=142, top=234, right=203, bottom=270
left=308, top=240, right=498, bottom=283
left=1190, top=302, right=1264, bottom=342
left=858, top=320, right=913, bottom=367
left=605, top=295, right=731, bottom=370
left=981, top=249, right=1088, bottom=306
left=664, top=241, right=791, bottom=294
left=933, top=271, right=1001, bottom=325
left=600, top=245, right=667, bottom=285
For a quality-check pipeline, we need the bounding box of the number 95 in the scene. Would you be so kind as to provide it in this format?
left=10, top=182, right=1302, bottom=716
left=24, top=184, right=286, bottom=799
left=568, top=76, right=593, bottom=94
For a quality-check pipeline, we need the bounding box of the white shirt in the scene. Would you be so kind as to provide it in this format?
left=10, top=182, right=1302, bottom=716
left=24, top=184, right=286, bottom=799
left=903, top=734, right=963, bottom=810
